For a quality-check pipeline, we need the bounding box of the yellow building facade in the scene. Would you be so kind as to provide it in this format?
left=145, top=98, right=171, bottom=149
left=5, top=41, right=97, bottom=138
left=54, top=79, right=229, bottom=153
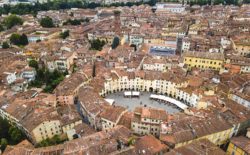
left=32, top=120, right=62, bottom=143
left=183, top=51, right=224, bottom=71
left=227, top=142, right=246, bottom=155
left=227, top=136, right=250, bottom=155
left=175, top=127, right=233, bottom=148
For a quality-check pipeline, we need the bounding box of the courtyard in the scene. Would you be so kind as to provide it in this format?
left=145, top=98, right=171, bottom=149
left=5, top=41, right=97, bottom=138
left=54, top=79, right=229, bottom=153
left=105, top=91, right=181, bottom=114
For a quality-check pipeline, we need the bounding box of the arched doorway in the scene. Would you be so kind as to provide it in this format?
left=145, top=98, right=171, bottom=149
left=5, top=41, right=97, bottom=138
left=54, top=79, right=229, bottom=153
left=149, top=87, right=153, bottom=92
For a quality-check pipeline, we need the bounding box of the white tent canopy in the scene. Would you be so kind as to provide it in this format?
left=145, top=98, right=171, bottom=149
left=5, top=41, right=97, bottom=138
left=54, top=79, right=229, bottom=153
left=150, top=94, right=188, bottom=110
left=104, top=99, right=115, bottom=105
left=124, top=91, right=140, bottom=96
left=132, top=91, right=140, bottom=96
left=124, top=91, right=132, bottom=96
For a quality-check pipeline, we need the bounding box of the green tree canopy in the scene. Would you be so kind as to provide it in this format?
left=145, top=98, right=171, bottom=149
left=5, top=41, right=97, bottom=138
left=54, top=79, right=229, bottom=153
left=2, top=41, right=10, bottom=49
left=0, top=138, right=8, bottom=151
left=60, top=30, right=69, bottom=39
left=0, top=24, right=4, bottom=31
left=10, top=33, right=21, bottom=45
left=36, top=135, right=65, bottom=147
left=0, top=118, right=10, bottom=139
left=29, top=68, right=65, bottom=93
left=90, top=39, right=106, bottom=51
left=3, top=14, right=23, bottom=29
left=214, top=0, right=224, bottom=4
left=8, top=126, right=24, bottom=143
left=9, top=33, right=28, bottom=46
left=40, top=16, right=54, bottom=28
left=19, top=34, right=29, bottom=45
left=111, top=36, right=120, bottom=49
left=113, top=10, right=121, bottom=15
left=63, top=19, right=81, bottom=25
left=29, top=59, right=39, bottom=70
left=0, top=117, right=25, bottom=152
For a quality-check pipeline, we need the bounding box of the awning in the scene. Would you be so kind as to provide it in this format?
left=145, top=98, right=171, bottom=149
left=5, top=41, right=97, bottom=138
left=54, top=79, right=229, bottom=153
left=150, top=94, right=188, bottom=110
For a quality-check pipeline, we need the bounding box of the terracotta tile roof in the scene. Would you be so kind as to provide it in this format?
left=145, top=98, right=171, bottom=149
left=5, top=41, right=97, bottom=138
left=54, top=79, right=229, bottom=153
left=55, top=71, right=89, bottom=96
left=183, top=51, right=224, bottom=61
left=117, top=112, right=133, bottom=129
left=230, top=136, right=250, bottom=154
left=3, top=126, right=132, bottom=155
left=164, top=139, right=225, bottom=155
left=100, top=105, right=127, bottom=123
left=160, top=114, right=232, bottom=145
left=134, top=107, right=168, bottom=121
left=135, top=135, right=169, bottom=155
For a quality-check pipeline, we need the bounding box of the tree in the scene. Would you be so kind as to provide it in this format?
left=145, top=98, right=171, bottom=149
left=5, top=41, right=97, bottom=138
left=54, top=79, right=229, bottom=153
left=9, top=33, right=21, bottom=45
left=3, top=14, right=23, bottom=29
left=64, top=19, right=81, bottom=25
left=29, top=59, right=39, bottom=70
left=111, top=36, right=120, bottom=49
left=2, top=41, right=9, bottom=49
left=0, top=118, right=10, bottom=139
left=8, top=126, right=24, bottom=143
left=40, top=16, right=54, bottom=28
left=214, top=0, right=224, bottom=4
left=0, top=138, right=8, bottom=152
left=146, top=0, right=157, bottom=6
left=90, top=39, right=106, bottom=51
left=9, top=33, right=28, bottom=46
left=36, top=135, right=64, bottom=147
left=60, top=30, right=69, bottom=39
left=72, top=63, right=77, bottom=73
left=0, top=117, right=24, bottom=152
left=19, top=34, right=28, bottom=45
left=29, top=66, right=66, bottom=92
left=113, top=10, right=121, bottom=15
left=0, top=24, right=4, bottom=32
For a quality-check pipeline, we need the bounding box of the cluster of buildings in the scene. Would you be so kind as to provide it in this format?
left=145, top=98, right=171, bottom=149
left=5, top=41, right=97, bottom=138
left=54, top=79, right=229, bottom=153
left=0, top=3, right=250, bottom=155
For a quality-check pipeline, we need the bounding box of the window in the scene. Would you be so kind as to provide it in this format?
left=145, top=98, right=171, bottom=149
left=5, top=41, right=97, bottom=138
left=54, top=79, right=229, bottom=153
left=233, top=145, right=237, bottom=150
